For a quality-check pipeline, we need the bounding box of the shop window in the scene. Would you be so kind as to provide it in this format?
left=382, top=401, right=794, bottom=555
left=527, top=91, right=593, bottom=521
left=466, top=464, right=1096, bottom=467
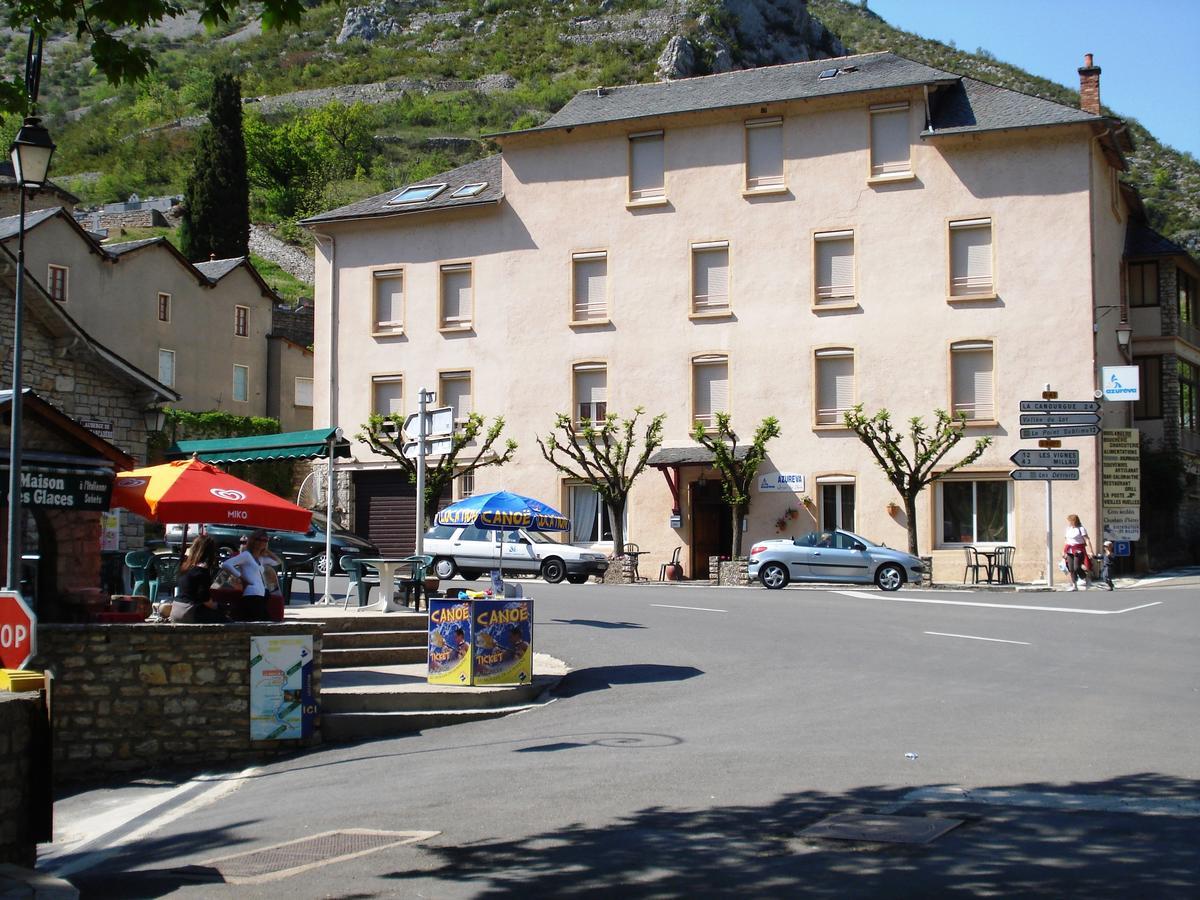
left=939, top=480, right=1010, bottom=545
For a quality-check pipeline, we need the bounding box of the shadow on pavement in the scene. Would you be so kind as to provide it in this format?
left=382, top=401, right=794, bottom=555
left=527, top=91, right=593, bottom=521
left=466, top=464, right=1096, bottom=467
left=552, top=664, right=704, bottom=698
left=544, top=618, right=648, bottom=629
left=381, top=773, right=1199, bottom=898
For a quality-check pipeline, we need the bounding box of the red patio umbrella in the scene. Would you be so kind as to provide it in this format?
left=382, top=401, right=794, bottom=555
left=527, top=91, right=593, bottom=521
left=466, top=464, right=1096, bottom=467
left=111, top=458, right=313, bottom=532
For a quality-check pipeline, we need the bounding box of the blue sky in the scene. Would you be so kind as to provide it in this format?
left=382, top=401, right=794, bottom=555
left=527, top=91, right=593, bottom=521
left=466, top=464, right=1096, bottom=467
left=866, top=0, right=1200, bottom=157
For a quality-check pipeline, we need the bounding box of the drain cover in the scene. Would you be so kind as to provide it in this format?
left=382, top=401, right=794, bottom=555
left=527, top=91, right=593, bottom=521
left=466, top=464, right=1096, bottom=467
left=204, top=829, right=438, bottom=883
left=800, top=813, right=962, bottom=844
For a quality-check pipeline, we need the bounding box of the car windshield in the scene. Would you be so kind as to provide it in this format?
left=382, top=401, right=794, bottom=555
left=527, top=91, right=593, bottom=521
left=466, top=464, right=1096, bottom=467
left=525, top=531, right=563, bottom=545
left=796, top=530, right=869, bottom=550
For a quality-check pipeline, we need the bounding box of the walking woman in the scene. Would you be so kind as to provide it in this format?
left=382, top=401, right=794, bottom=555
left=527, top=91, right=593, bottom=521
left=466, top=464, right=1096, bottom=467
left=170, top=535, right=225, bottom=623
left=1062, top=514, right=1094, bottom=591
left=221, top=529, right=280, bottom=620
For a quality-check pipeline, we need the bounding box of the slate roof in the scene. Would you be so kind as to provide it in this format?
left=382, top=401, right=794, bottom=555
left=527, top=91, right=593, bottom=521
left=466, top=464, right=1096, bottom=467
left=0, top=206, right=60, bottom=241
left=649, top=445, right=751, bottom=467
left=1125, top=221, right=1193, bottom=258
left=302, top=155, right=503, bottom=226
left=925, top=76, right=1098, bottom=136
left=194, top=257, right=246, bottom=281
left=104, top=237, right=162, bottom=256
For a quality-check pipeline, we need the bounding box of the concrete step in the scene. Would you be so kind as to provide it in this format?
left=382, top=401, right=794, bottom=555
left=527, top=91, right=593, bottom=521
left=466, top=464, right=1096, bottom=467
left=323, top=630, right=428, bottom=650
left=322, top=706, right=540, bottom=741
left=322, top=646, right=428, bottom=668
left=322, top=676, right=554, bottom=713
left=305, top=612, right=428, bottom=632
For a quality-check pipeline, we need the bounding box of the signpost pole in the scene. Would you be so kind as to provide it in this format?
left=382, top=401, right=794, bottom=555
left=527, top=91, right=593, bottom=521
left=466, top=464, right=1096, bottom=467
left=319, top=428, right=342, bottom=605
left=415, top=388, right=432, bottom=557
left=1046, top=478, right=1054, bottom=588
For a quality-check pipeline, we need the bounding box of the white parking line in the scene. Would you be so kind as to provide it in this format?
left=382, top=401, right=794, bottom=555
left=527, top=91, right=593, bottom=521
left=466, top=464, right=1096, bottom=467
left=651, top=604, right=728, bottom=613
left=924, top=631, right=1031, bottom=645
left=832, top=591, right=1163, bottom=615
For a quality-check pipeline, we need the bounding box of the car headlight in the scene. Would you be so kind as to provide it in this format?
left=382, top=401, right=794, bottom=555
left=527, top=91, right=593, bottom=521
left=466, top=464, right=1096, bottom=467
left=582, top=553, right=604, bottom=561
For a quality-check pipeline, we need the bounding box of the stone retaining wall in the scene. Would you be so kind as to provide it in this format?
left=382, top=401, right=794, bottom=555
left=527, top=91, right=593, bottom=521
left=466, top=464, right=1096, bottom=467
left=35, top=623, right=322, bottom=784
left=0, top=691, right=50, bottom=867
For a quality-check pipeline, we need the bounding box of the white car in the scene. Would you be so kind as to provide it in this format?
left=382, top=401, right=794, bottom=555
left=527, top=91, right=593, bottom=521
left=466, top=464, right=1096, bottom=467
left=424, top=523, right=609, bottom=584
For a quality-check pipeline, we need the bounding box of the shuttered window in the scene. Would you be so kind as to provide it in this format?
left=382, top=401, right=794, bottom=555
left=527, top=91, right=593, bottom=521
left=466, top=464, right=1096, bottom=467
left=869, top=103, right=911, bottom=177
left=372, top=375, right=404, bottom=416
left=814, top=231, right=855, bottom=303
left=235, top=305, right=249, bottom=337
left=950, top=219, right=994, bottom=296
left=572, top=252, right=608, bottom=322
left=745, top=117, right=783, bottom=190
left=693, top=355, right=729, bottom=428
left=157, top=292, right=171, bottom=322
left=47, top=265, right=68, bottom=302
left=158, top=349, right=175, bottom=388
left=374, top=270, right=404, bottom=331
left=629, top=131, right=665, bottom=201
left=295, top=377, right=314, bottom=408
left=439, top=371, right=472, bottom=423
left=232, top=365, right=249, bottom=402
left=692, top=242, right=730, bottom=315
left=951, top=341, right=994, bottom=421
left=815, top=348, right=855, bottom=425
left=440, top=263, right=473, bottom=329
left=573, top=363, right=608, bottom=425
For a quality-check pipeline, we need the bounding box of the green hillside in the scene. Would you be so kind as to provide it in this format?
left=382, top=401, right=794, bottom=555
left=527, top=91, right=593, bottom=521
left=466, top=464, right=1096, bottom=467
left=16, top=0, right=1198, bottom=255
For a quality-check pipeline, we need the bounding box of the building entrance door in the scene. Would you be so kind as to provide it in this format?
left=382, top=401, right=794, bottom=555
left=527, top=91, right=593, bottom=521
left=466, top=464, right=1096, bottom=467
left=690, top=480, right=731, bottom=580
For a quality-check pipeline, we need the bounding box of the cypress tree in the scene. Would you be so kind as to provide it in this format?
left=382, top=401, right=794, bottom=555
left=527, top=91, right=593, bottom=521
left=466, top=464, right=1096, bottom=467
left=180, top=74, right=250, bottom=262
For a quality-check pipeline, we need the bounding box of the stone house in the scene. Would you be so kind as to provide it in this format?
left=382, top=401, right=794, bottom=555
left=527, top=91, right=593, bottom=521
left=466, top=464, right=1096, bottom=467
left=0, top=161, right=79, bottom=217
left=1, top=243, right=178, bottom=616
left=305, top=51, right=1153, bottom=582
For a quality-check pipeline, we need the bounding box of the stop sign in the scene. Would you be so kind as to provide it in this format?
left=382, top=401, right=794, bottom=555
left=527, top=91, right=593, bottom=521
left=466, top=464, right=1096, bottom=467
left=0, top=590, right=36, bottom=670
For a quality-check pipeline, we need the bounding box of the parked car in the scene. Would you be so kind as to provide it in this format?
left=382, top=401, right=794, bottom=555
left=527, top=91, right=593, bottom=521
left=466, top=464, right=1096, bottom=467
left=165, top=512, right=378, bottom=575
left=423, top=523, right=609, bottom=584
left=747, top=529, right=924, bottom=591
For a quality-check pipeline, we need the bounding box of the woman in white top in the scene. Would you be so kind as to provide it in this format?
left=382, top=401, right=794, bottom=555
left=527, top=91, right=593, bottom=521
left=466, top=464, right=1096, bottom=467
left=220, top=530, right=280, bottom=619
left=1062, top=514, right=1093, bottom=591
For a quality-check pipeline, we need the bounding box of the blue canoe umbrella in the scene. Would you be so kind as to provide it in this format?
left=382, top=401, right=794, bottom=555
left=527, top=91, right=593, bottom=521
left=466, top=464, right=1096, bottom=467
left=435, top=490, right=570, bottom=580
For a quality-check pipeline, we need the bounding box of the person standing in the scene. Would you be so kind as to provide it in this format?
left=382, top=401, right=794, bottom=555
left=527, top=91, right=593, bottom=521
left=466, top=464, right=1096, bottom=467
left=221, top=529, right=280, bottom=620
left=1099, top=540, right=1116, bottom=591
left=1062, top=514, right=1093, bottom=591
left=170, top=535, right=225, bottom=623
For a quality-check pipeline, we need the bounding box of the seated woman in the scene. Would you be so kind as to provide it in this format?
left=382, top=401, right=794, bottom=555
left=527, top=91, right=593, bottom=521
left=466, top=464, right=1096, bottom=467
left=170, top=535, right=226, bottom=624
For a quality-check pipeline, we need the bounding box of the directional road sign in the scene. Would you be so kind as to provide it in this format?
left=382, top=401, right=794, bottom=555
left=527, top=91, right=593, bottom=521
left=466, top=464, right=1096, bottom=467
left=1010, top=449, right=1080, bottom=468
left=1019, top=413, right=1101, bottom=426
left=1010, top=469, right=1080, bottom=481
left=0, top=591, right=36, bottom=670
left=1020, top=425, right=1101, bottom=439
left=402, top=436, right=454, bottom=459
left=403, top=407, right=455, bottom=439
left=1019, top=400, right=1101, bottom=413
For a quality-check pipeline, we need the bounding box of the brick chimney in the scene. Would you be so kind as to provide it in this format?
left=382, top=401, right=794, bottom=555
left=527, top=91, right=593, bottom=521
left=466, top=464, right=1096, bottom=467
left=1078, top=53, right=1101, bottom=115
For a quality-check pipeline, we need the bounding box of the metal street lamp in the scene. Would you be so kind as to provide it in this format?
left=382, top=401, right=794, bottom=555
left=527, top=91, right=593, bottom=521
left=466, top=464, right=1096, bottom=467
left=141, top=405, right=167, bottom=433
left=5, top=116, right=56, bottom=592
left=1115, top=321, right=1133, bottom=356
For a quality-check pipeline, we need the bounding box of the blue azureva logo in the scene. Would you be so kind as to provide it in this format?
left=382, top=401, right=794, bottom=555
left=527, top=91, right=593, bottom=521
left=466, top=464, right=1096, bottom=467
left=1107, top=372, right=1137, bottom=396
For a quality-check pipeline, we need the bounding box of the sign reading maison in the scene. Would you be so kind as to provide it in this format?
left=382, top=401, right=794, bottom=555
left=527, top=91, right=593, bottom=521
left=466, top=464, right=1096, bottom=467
left=0, top=473, right=113, bottom=510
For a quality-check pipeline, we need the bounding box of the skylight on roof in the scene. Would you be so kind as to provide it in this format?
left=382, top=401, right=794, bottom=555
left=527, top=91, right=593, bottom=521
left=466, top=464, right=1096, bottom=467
left=818, top=68, right=839, bottom=80
left=450, top=182, right=488, bottom=198
left=387, top=183, right=448, bottom=205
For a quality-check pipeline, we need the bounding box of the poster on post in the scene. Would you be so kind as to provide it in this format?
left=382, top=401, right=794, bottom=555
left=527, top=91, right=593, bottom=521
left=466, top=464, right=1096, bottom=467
left=428, top=598, right=473, bottom=685
left=249, top=635, right=314, bottom=741
left=472, top=599, right=533, bottom=686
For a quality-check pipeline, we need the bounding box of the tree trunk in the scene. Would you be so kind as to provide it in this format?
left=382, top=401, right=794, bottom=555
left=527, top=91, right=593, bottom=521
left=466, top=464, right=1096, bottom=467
left=607, top=497, right=627, bottom=554
left=904, top=492, right=920, bottom=556
left=731, top=504, right=746, bottom=557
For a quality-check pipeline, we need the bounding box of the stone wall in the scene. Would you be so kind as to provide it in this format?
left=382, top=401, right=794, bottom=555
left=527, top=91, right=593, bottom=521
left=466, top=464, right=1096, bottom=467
left=35, top=623, right=322, bottom=784
left=0, top=691, right=50, bottom=867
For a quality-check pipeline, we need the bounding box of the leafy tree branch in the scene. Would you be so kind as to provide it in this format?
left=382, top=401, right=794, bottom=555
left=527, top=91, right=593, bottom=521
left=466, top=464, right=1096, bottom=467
left=690, top=412, right=781, bottom=557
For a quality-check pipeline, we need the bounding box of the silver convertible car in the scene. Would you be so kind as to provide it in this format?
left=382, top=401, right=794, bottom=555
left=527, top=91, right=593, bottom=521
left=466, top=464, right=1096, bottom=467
left=748, top=529, right=924, bottom=591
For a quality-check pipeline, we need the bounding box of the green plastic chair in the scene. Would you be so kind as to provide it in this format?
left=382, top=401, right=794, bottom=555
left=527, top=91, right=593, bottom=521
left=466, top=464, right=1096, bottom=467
left=153, top=554, right=182, bottom=603
left=398, top=555, right=434, bottom=610
left=125, top=550, right=156, bottom=600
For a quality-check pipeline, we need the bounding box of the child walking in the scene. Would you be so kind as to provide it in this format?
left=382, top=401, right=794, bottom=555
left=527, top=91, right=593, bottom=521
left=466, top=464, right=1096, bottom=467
left=1099, top=540, right=1116, bottom=591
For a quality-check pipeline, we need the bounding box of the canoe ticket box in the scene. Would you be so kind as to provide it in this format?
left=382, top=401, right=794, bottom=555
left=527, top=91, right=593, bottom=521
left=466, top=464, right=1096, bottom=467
left=428, top=595, right=533, bottom=686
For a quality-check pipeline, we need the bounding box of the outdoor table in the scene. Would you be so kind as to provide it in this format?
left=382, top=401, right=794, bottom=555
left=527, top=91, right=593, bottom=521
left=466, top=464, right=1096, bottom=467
left=970, top=546, right=1013, bottom=584
left=358, top=558, right=424, bottom=613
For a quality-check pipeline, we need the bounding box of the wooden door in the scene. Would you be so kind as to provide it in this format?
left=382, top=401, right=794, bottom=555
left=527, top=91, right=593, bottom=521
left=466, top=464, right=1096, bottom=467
left=690, top=481, right=731, bottom=579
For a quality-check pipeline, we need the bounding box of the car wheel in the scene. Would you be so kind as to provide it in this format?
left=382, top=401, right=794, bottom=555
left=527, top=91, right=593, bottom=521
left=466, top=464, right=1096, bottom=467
left=759, top=562, right=789, bottom=590
left=566, top=573, right=589, bottom=584
left=434, top=557, right=459, bottom=580
left=875, top=563, right=904, bottom=592
left=541, top=558, right=566, bottom=584
left=315, top=553, right=335, bottom=576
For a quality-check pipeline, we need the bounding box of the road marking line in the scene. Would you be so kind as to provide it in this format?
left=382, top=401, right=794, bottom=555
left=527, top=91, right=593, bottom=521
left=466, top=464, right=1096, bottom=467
left=651, top=604, right=727, bottom=613
left=924, top=631, right=1031, bottom=645
left=832, top=590, right=1162, bottom=615
left=890, top=786, right=1200, bottom=817
left=45, top=766, right=258, bottom=878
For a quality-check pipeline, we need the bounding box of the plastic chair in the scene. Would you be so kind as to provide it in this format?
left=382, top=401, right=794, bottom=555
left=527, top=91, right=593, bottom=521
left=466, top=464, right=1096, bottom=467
left=993, top=545, right=1016, bottom=585
left=623, top=543, right=645, bottom=581
left=658, top=546, right=682, bottom=582
left=125, top=550, right=156, bottom=600
left=397, top=554, right=434, bottom=610
left=340, top=556, right=379, bottom=609
left=281, top=552, right=320, bottom=605
left=153, top=554, right=182, bottom=602
left=962, top=546, right=987, bottom=584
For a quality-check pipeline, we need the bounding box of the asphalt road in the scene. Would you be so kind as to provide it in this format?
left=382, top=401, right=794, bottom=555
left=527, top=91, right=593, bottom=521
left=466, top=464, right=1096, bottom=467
left=44, top=575, right=1200, bottom=898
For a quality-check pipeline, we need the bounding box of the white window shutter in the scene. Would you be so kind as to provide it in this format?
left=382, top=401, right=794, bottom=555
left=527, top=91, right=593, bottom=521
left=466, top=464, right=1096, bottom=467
left=952, top=345, right=993, bottom=419
left=695, top=361, right=729, bottom=423
left=630, top=134, right=664, bottom=199
left=746, top=123, right=783, bottom=188
left=373, top=378, right=404, bottom=415
left=374, top=274, right=403, bottom=326
left=575, top=368, right=607, bottom=405
left=870, top=107, right=910, bottom=176
left=815, top=235, right=855, bottom=300
left=693, top=248, right=729, bottom=312
left=440, top=375, right=471, bottom=420
left=816, top=353, right=854, bottom=423
left=573, top=256, right=607, bottom=320
left=951, top=222, right=993, bottom=295
left=441, top=267, right=471, bottom=325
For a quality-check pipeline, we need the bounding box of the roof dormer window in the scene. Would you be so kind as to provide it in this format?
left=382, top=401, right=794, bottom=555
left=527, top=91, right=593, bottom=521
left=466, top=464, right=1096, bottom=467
left=387, top=183, right=448, bottom=205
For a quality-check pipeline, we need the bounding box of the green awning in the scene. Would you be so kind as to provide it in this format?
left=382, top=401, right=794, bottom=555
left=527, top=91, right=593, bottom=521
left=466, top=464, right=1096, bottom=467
left=166, top=428, right=352, bottom=464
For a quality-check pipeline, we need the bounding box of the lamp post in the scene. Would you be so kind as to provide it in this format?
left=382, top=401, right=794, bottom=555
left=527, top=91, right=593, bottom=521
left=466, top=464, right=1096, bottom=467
left=5, top=115, right=56, bottom=592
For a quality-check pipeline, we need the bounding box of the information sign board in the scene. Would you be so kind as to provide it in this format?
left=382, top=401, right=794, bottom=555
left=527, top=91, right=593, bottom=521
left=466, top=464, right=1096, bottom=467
left=1019, top=425, right=1101, bottom=439
left=1009, top=449, right=1080, bottom=468
left=1010, top=469, right=1079, bottom=481
left=1101, top=429, right=1140, bottom=541
left=1018, top=414, right=1101, bottom=426
left=1019, top=400, right=1100, bottom=413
